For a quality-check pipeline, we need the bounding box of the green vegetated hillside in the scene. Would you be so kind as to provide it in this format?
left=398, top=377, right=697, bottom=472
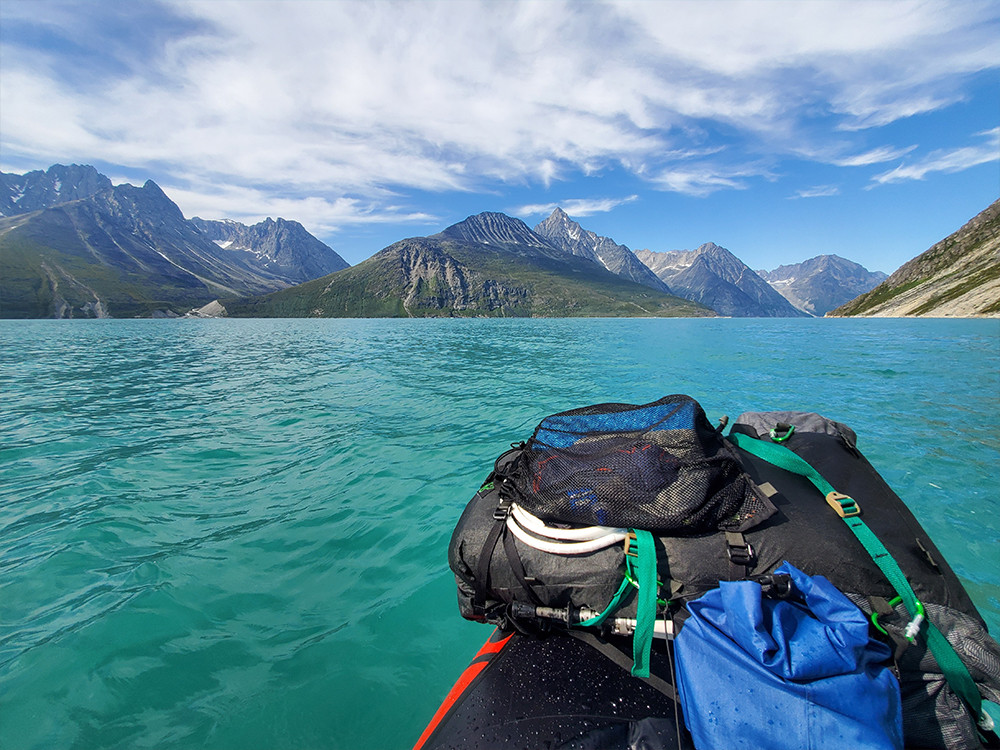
left=225, top=235, right=713, bottom=318
left=0, top=208, right=233, bottom=319
left=1, top=164, right=350, bottom=318
left=830, top=199, right=1000, bottom=317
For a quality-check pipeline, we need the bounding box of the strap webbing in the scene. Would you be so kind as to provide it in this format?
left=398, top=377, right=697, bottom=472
left=567, top=630, right=678, bottom=702
left=728, top=432, right=983, bottom=720
left=473, top=515, right=506, bottom=609
left=502, top=530, right=544, bottom=606
left=631, top=529, right=657, bottom=678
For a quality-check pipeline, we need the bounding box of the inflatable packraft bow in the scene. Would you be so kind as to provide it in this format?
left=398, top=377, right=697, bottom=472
left=419, top=396, right=1000, bottom=750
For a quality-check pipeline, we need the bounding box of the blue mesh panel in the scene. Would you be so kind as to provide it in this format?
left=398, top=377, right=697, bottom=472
left=535, top=399, right=696, bottom=449
left=510, top=395, right=774, bottom=533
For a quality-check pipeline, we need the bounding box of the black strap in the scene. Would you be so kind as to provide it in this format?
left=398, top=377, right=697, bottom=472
left=472, top=497, right=512, bottom=611
left=503, top=527, right=544, bottom=606
left=725, top=531, right=755, bottom=580
left=567, top=630, right=678, bottom=703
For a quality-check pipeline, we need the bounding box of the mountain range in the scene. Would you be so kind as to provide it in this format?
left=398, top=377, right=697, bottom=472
left=532, top=208, right=671, bottom=294
left=758, top=256, right=887, bottom=316
left=0, top=164, right=348, bottom=318
left=189, top=217, right=349, bottom=284
left=225, top=210, right=894, bottom=319
left=224, top=213, right=709, bottom=318
left=829, top=198, right=1000, bottom=317
left=4, top=163, right=987, bottom=319
left=635, top=243, right=809, bottom=317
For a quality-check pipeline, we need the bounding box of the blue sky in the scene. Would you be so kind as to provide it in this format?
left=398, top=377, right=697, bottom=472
left=1, top=0, right=997, bottom=273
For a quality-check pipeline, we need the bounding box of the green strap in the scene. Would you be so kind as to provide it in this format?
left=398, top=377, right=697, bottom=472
left=631, top=529, right=656, bottom=678
left=729, top=432, right=837, bottom=496
left=925, top=621, right=984, bottom=718
left=728, top=432, right=983, bottom=720
left=578, top=576, right=631, bottom=628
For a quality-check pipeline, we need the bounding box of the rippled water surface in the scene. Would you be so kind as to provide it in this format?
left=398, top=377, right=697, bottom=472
left=2, top=318, right=998, bottom=749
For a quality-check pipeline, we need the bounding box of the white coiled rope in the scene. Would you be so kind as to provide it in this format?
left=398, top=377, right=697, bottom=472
left=505, top=503, right=627, bottom=555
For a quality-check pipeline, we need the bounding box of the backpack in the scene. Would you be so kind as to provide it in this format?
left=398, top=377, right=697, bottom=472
left=449, top=395, right=776, bottom=675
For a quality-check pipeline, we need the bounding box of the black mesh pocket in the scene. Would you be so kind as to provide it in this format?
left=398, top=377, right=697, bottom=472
left=510, top=395, right=775, bottom=533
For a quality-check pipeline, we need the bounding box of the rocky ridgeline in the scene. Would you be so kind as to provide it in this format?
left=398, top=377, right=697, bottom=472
left=636, top=243, right=809, bottom=317
left=190, top=216, right=349, bottom=284
left=225, top=213, right=709, bottom=318
left=759, top=256, right=888, bottom=317
left=437, top=211, right=554, bottom=252
left=533, top=208, right=670, bottom=293
left=0, top=164, right=348, bottom=318
left=0, top=164, right=112, bottom=216
left=830, top=199, right=1000, bottom=317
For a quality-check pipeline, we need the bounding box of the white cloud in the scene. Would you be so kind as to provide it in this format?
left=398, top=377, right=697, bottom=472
left=1, top=0, right=998, bottom=222
left=160, top=183, right=438, bottom=238
left=648, top=163, right=770, bottom=196
left=870, top=128, right=1000, bottom=185
left=514, top=195, right=639, bottom=218
left=790, top=186, right=840, bottom=199
left=611, top=0, right=963, bottom=75
left=831, top=146, right=917, bottom=167
left=610, top=0, right=1000, bottom=139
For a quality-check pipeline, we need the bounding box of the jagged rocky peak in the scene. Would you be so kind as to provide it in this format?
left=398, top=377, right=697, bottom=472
left=190, top=216, right=242, bottom=242
left=534, top=207, right=577, bottom=237
left=1, top=163, right=113, bottom=216
left=532, top=207, right=672, bottom=294
left=635, top=242, right=808, bottom=317
left=113, top=179, right=188, bottom=223
left=758, top=255, right=888, bottom=317
left=438, top=211, right=553, bottom=249
left=190, top=215, right=349, bottom=280
left=685, top=242, right=740, bottom=268
left=760, top=254, right=885, bottom=284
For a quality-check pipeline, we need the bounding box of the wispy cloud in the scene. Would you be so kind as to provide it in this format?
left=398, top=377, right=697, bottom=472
left=1, top=0, right=998, bottom=226
left=161, top=182, right=439, bottom=236
left=870, top=128, right=1000, bottom=185
left=790, top=186, right=840, bottom=199
left=650, top=170, right=747, bottom=196
left=514, top=195, right=639, bottom=218
left=831, top=145, right=917, bottom=167
left=648, top=162, right=774, bottom=196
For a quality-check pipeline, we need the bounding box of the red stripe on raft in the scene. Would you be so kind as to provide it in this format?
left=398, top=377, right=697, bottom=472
left=477, top=629, right=513, bottom=657
left=412, top=630, right=513, bottom=750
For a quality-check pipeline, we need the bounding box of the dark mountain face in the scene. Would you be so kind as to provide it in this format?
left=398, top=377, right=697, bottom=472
left=190, top=216, right=349, bottom=283
left=226, top=213, right=713, bottom=319
left=435, top=211, right=561, bottom=255
left=758, top=255, right=887, bottom=316
left=1, top=164, right=114, bottom=217
left=635, top=243, right=809, bottom=317
left=0, top=165, right=348, bottom=318
left=533, top=208, right=672, bottom=294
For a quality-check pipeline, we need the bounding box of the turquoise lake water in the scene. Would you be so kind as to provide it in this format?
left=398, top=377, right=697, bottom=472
left=2, top=317, right=999, bottom=749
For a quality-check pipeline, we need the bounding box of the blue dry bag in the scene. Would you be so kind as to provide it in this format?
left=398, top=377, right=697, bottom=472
left=674, top=562, right=903, bottom=750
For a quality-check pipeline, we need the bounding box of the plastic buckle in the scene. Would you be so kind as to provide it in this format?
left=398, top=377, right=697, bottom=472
left=493, top=497, right=513, bottom=520
left=727, top=540, right=756, bottom=566
left=825, top=491, right=860, bottom=517
left=768, top=573, right=792, bottom=598
left=623, top=531, right=638, bottom=556
left=753, top=573, right=792, bottom=598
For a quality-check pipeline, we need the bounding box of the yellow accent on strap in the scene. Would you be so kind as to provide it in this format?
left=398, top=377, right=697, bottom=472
left=825, top=491, right=860, bottom=517
left=623, top=531, right=637, bottom=556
